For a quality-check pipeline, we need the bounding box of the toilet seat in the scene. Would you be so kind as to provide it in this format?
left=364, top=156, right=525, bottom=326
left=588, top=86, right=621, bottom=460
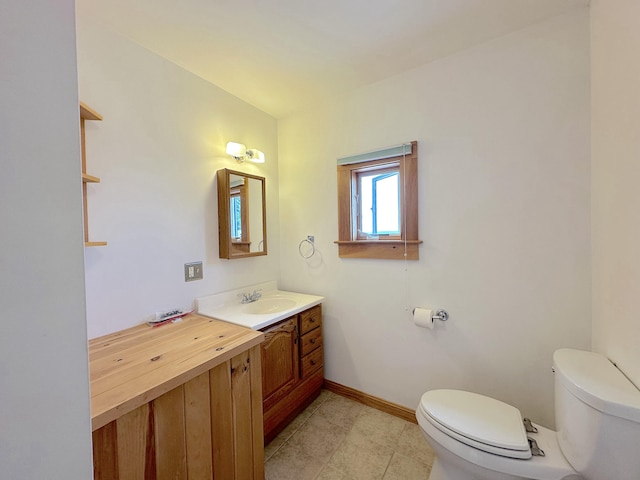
left=417, top=408, right=579, bottom=480
left=419, top=389, right=531, bottom=459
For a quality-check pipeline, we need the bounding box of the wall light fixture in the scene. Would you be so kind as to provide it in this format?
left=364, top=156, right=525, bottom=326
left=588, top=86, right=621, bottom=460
left=226, top=142, right=265, bottom=163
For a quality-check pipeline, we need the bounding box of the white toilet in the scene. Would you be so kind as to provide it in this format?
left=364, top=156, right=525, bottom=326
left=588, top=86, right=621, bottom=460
left=416, top=348, right=640, bottom=480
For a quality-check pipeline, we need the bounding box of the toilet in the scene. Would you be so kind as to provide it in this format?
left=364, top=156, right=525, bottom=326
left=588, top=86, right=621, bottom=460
left=416, top=349, right=640, bottom=480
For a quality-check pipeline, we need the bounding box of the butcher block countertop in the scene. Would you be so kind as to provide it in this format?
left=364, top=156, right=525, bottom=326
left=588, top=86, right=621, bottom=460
left=89, top=313, right=264, bottom=431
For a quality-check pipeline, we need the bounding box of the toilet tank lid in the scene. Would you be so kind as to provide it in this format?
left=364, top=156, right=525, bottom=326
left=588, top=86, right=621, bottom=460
left=553, top=349, right=640, bottom=423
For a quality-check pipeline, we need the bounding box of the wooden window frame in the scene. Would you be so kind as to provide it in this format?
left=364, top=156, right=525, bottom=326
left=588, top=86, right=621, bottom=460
left=335, top=141, right=421, bottom=260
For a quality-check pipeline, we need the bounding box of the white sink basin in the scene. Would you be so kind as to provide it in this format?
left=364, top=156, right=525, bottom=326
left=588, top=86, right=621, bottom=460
left=196, top=282, right=324, bottom=330
left=243, top=297, right=297, bottom=315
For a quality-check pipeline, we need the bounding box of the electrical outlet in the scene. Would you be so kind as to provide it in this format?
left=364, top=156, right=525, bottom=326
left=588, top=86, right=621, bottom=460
left=184, top=261, right=203, bottom=282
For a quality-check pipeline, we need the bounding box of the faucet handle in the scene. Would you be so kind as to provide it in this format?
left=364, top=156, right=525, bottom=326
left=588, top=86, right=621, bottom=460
left=251, top=289, right=262, bottom=300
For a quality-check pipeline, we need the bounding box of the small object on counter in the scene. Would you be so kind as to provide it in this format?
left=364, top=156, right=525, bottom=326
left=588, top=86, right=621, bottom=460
left=147, top=309, right=192, bottom=327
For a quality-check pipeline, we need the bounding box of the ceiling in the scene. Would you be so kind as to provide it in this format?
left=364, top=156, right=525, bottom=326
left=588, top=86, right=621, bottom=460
left=77, top=0, right=588, bottom=119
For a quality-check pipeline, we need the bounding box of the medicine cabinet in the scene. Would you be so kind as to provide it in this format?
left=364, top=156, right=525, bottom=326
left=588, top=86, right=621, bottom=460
left=217, top=168, right=267, bottom=259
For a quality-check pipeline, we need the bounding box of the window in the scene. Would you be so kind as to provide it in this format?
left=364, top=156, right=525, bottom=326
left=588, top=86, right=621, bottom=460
left=335, top=141, right=421, bottom=260
left=229, top=182, right=248, bottom=243
left=356, top=165, right=401, bottom=239
left=230, top=194, right=242, bottom=240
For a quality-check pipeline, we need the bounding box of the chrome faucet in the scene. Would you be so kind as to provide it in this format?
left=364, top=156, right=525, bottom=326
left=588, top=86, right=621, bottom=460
left=239, top=289, right=262, bottom=304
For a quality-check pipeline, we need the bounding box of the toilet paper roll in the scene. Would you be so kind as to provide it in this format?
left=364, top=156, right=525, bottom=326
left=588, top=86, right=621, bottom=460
left=413, top=308, right=434, bottom=329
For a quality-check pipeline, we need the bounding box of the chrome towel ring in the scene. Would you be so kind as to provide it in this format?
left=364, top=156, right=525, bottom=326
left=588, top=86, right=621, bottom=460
left=299, top=235, right=316, bottom=259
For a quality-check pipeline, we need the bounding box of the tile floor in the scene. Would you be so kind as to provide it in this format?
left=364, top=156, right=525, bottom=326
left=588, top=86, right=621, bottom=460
left=264, top=390, right=435, bottom=480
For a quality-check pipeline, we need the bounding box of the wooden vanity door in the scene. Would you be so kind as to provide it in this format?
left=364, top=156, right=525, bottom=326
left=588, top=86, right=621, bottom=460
left=261, top=317, right=299, bottom=408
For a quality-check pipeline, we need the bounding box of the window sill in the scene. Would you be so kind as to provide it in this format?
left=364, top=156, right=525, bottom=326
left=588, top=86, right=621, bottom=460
left=334, top=240, right=422, bottom=260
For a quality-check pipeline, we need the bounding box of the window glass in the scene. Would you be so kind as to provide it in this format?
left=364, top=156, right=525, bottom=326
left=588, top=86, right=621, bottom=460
left=230, top=194, right=242, bottom=239
left=356, top=167, right=400, bottom=238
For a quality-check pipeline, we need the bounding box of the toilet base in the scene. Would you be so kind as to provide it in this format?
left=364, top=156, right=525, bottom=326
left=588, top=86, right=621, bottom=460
left=428, top=441, right=525, bottom=480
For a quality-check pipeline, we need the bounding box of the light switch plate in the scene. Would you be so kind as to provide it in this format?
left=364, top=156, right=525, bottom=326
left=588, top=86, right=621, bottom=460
left=184, top=261, right=203, bottom=282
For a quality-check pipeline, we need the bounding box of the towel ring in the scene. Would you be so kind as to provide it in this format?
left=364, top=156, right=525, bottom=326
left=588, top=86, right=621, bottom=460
left=299, top=236, right=316, bottom=259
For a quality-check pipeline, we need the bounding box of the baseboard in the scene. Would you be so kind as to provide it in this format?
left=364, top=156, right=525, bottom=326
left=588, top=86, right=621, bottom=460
left=323, top=380, right=417, bottom=424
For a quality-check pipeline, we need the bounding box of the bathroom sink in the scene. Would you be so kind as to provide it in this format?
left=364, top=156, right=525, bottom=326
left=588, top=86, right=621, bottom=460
left=243, top=297, right=297, bottom=315
left=196, top=281, right=324, bottom=330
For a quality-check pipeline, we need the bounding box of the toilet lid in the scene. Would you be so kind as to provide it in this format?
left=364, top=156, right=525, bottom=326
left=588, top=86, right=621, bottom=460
left=420, top=389, right=531, bottom=459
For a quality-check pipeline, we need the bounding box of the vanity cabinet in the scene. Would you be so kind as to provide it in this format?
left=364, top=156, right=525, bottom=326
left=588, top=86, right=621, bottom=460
left=299, top=306, right=323, bottom=380
left=262, top=304, right=324, bottom=443
left=261, top=317, right=299, bottom=404
left=90, top=314, right=265, bottom=480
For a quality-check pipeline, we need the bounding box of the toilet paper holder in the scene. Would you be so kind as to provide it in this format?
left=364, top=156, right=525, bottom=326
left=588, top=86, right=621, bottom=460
left=432, top=309, right=449, bottom=322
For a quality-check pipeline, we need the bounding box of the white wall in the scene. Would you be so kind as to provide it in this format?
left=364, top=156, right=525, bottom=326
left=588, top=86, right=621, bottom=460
left=278, top=9, right=591, bottom=427
left=591, top=0, right=640, bottom=387
left=0, top=2, right=93, bottom=478
left=75, top=14, right=280, bottom=339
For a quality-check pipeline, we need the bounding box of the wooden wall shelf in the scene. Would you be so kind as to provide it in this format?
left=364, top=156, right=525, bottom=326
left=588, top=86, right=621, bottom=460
left=80, top=102, right=106, bottom=247
left=82, top=173, right=100, bottom=183
left=80, top=102, right=102, bottom=121
left=85, top=241, right=108, bottom=247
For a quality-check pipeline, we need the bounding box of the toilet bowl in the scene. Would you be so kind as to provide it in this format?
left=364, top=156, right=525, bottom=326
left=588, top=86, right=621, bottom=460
left=416, top=349, right=640, bottom=480
left=416, top=390, right=580, bottom=480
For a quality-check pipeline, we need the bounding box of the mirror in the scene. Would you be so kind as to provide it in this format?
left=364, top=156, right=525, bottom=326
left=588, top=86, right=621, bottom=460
left=217, top=168, right=267, bottom=259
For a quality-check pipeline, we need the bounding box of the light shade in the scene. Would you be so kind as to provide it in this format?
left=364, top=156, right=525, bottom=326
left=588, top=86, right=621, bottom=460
left=226, top=141, right=265, bottom=163
left=246, top=149, right=265, bottom=163
left=226, top=142, right=247, bottom=158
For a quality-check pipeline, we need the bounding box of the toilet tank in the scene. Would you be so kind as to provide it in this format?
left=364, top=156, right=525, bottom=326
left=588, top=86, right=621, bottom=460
left=553, top=348, right=640, bottom=480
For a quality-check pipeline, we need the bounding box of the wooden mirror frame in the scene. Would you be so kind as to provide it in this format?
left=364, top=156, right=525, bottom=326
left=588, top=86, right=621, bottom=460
left=217, top=168, right=267, bottom=259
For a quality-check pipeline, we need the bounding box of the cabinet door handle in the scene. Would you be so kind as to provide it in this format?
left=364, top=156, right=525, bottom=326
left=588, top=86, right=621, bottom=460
left=310, top=338, right=316, bottom=344
left=310, top=359, right=316, bottom=366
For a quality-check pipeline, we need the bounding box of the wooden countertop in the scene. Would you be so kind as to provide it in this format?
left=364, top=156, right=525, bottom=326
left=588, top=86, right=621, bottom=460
left=89, top=313, right=264, bottom=431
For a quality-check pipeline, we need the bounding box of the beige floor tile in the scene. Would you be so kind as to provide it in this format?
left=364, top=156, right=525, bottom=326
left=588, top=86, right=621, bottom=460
left=307, top=389, right=334, bottom=411
left=265, top=443, right=325, bottom=480
left=396, top=422, right=435, bottom=466
left=265, top=390, right=334, bottom=460
left=315, top=464, right=352, bottom=480
left=326, top=430, right=394, bottom=480
left=264, top=432, right=288, bottom=462
left=315, top=393, right=364, bottom=428
left=352, top=405, right=409, bottom=448
left=264, top=390, right=435, bottom=480
left=264, top=441, right=280, bottom=462
left=265, top=418, right=303, bottom=460
left=383, top=451, right=432, bottom=480
left=286, top=412, right=350, bottom=462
